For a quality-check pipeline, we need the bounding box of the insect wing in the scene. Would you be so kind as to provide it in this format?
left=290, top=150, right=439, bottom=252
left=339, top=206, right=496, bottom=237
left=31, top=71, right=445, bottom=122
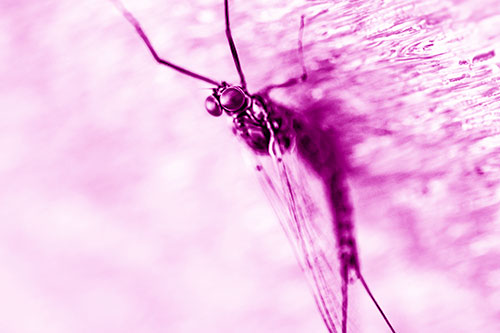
left=253, top=151, right=353, bottom=333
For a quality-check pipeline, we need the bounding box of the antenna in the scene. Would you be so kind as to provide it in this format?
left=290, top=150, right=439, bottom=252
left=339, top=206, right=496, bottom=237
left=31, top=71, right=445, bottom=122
left=110, top=0, right=220, bottom=86
left=224, top=0, right=247, bottom=90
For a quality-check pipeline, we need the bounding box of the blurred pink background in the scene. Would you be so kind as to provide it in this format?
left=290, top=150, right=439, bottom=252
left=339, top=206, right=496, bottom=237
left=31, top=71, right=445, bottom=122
left=1, top=0, right=499, bottom=332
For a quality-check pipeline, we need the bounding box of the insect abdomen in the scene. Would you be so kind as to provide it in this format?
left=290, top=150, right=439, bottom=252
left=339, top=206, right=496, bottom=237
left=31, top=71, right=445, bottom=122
left=293, top=120, right=360, bottom=273
left=328, top=172, right=360, bottom=273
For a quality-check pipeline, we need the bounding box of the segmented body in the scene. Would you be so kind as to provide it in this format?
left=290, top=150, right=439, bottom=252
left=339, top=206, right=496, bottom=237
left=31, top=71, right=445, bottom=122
left=234, top=89, right=361, bottom=332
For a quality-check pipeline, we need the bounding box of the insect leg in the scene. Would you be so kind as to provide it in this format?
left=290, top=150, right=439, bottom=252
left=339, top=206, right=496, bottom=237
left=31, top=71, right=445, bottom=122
left=224, top=0, right=247, bottom=90
left=357, top=271, right=397, bottom=333
left=298, top=15, right=308, bottom=82
left=260, top=15, right=309, bottom=95
left=110, top=0, right=220, bottom=86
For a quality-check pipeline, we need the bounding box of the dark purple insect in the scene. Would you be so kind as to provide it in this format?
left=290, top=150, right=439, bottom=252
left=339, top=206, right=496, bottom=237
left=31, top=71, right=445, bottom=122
left=111, top=1, right=397, bottom=332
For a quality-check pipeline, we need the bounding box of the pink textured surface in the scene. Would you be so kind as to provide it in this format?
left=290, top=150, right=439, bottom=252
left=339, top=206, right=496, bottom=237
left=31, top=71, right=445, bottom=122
left=1, top=0, right=500, bottom=332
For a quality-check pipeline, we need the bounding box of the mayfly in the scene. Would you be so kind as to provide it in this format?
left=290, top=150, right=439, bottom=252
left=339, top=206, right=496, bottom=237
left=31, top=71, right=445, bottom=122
left=110, top=1, right=397, bottom=332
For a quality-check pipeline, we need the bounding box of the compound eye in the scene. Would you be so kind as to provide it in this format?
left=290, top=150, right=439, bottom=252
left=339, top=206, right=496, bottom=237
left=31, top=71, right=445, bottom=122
left=205, top=95, right=222, bottom=117
left=220, top=86, right=246, bottom=112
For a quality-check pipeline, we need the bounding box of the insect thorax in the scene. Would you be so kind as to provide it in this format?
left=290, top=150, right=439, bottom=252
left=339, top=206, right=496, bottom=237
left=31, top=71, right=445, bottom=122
left=206, top=83, right=292, bottom=155
left=233, top=94, right=293, bottom=155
